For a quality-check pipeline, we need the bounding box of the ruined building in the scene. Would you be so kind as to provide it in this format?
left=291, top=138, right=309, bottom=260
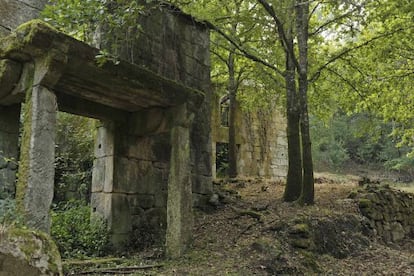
left=211, top=92, right=288, bottom=180
left=0, top=0, right=287, bottom=257
left=0, top=0, right=212, bottom=257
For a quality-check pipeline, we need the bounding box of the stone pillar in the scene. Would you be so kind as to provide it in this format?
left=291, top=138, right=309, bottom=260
left=165, top=104, right=194, bottom=258
left=0, top=104, right=20, bottom=199
left=16, top=85, right=57, bottom=233
left=91, top=121, right=133, bottom=248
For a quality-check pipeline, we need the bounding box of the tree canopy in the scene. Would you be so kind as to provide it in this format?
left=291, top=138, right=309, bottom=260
left=42, top=0, right=414, bottom=204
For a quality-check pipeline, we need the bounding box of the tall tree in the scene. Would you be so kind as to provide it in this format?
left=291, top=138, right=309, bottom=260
left=176, top=0, right=412, bottom=204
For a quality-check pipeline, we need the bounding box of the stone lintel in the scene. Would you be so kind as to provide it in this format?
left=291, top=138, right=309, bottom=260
left=57, top=93, right=129, bottom=122
left=0, top=20, right=205, bottom=112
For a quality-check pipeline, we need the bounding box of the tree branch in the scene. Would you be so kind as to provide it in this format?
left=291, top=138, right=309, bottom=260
left=204, top=20, right=285, bottom=77
left=309, top=27, right=408, bottom=83
left=309, top=7, right=360, bottom=37
left=325, top=67, right=365, bottom=100
left=256, top=0, right=299, bottom=69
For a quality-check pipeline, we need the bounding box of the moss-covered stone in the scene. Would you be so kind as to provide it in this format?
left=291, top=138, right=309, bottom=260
left=0, top=225, right=63, bottom=275
left=289, top=223, right=310, bottom=238
left=15, top=89, right=33, bottom=216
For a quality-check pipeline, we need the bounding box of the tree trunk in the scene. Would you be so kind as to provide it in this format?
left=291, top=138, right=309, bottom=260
left=296, top=0, right=314, bottom=204
left=228, top=51, right=238, bottom=178
left=283, top=54, right=302, bottom=202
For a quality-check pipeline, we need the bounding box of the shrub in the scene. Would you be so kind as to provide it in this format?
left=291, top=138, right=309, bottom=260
left=0, top=198, right=23, bottom=226
left=51, top=200, right=111, bottom=259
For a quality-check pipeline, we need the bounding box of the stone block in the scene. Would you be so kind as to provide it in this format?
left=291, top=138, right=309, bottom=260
left=133, top=194, right=155, bottom=210
left=192, top=193, right=209, bottom=208
left=113, top=158, right=165, bottom=194
left=192, top=175, right=213, bottom=195
left=154, top=191, right=168, bottom=208
left=91, top=158, right=105, bottom=192
left=94, top=123, right=114, bottom=158
left=145, top=207, right=167, bottom=230
left=0, top=227, right=63, bottom=276
left=91, top=192, right=111, bottom=218
left=110, top=193, right=132, bottom=235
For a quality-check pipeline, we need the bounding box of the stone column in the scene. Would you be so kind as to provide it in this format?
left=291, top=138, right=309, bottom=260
left=16, top=85, right=57, bottom=233
left=91, top=121, right=132, bottom=248
left=0, top=104, right=20, bottom=199
left=165, top=104, right=194, bottom=258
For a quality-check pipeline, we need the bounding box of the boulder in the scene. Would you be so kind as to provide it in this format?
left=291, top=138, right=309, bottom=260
left=0, top=226, right=63, bottom=276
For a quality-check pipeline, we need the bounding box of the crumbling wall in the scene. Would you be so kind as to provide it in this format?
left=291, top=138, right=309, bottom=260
left=239, top=108, right=288, bottom=180
left=356, top=185, right=414, bottom=242
left=211, top=92, right=288, bottom=180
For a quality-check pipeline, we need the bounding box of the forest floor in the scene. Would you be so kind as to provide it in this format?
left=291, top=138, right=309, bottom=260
left=66, top=172, right=414, bottom=275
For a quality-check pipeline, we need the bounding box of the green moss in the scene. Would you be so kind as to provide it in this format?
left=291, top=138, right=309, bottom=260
left=0, top=19, right=60, bottom=59
left=9, top=228, right=38, bottom=260
left=290, top=223, right=310, bottom=236
left=15, top=89, right=33, bottom=217
left=8, top=226, right=62, bottom=272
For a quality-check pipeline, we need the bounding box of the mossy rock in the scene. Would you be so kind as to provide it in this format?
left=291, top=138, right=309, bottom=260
left=0, top=225, right=63, bottom=275
left=289, top=223, right=310, bottom=238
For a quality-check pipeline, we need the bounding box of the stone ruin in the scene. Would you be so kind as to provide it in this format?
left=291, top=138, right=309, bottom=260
left=355, top=185, right=414, bottom=243
left=0, top=1, right=212, bottom=258
left=211, top=92, right=288, bottom=180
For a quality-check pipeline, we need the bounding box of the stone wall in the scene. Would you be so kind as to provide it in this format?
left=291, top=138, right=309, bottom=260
left=91, top=4, right=212, bottom=247
left=0, top=0, right=47, bottom=37
left=91, top=121, right=171, bottom=246
left=356, top=185, right=414, bottom=243
left=117, top=4, right=213, bottom=205
left=211, top=92, right=288, bottom=180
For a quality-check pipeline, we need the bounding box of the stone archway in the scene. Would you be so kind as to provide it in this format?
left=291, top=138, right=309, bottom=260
left=0, top=20, right=204, bottom=257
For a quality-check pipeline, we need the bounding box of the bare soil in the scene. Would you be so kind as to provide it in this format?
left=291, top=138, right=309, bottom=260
left=66, top=173, right=414, bottom=275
